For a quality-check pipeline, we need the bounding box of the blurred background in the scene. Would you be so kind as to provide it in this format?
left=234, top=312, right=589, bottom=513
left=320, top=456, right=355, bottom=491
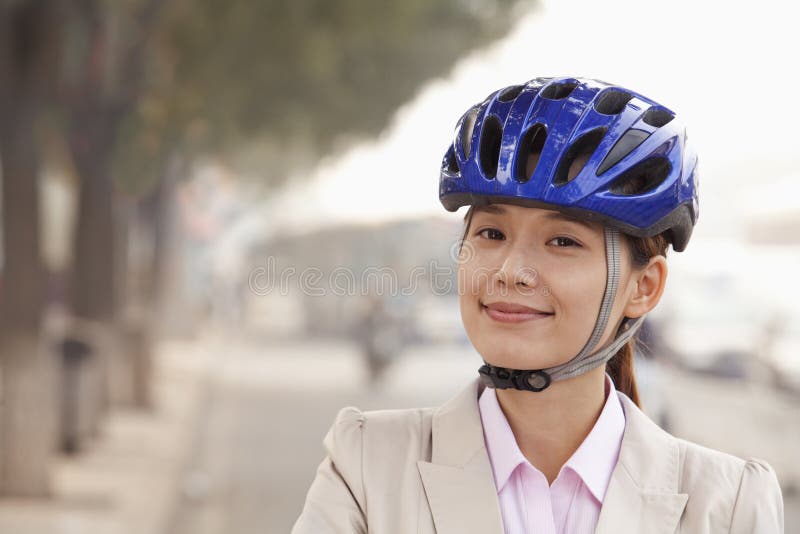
left=1, top=0, right=799, bottom=532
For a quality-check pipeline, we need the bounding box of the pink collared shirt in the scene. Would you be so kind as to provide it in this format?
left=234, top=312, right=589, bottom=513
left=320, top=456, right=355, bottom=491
left=478, top=373, right=625, bottom=534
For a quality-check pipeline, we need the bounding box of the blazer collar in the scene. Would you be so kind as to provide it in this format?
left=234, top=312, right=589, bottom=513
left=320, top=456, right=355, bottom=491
left=417, top=377, right=688, bottom=534
left=417, top=377, right=504, bottom=533
left=595, top=391, right=689, bottom=534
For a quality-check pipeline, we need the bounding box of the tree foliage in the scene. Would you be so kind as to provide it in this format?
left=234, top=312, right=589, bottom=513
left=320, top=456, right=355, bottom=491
left=114, top=0, right=526, bottom=192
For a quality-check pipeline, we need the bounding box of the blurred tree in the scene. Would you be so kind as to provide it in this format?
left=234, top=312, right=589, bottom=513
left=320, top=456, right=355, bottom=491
left=114, top=0, right=526, bottom=335
left=116, top=0, right=525, bottom=189
left=113, top=0, right=526, bottom=342
left=0, top=0, right=61, bottom=497
left=53, top=0, right=166, bottom=439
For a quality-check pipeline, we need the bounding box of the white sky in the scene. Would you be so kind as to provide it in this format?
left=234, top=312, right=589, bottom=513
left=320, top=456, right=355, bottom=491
left=248, top=0, right=800, bottom=244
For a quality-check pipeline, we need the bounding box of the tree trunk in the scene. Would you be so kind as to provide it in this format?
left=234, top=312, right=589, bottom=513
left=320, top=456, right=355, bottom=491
left=147, top=152, right=184, bottom=329
left=0, top=333, right=58, bottom=497
left=67, top=142, right=118, bottom=434
left=0, top=77, right=55, bottom=498
left=109, top=194, right=136, bottom=407
left=113, top=149, right=183, bottom=410
left=61, top=0, right=166, bottom=415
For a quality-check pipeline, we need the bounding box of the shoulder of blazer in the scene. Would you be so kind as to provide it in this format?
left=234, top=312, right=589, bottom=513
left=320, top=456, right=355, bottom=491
left=326, top=404, right=437, bottom=476
left=323, top=404, right=438, bottom=517
left=617, top=390, right=781, bottom=497
left=331, top=377, right=497, bottom=472
left=619, top=394, right=783, bottom=532
left=329, top=404, right=436, bottom=457
left=672, top=435, right=784, bottom=531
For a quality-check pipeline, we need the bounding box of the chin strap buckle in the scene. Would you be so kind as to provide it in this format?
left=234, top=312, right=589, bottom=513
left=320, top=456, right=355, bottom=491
left=478, top=364, right=552, bottom=392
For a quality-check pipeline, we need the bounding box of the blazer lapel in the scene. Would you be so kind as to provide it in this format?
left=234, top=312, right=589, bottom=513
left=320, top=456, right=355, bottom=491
left=595, top=392, right=688, bottom=534
left=417, top=377, right=504, bottom=534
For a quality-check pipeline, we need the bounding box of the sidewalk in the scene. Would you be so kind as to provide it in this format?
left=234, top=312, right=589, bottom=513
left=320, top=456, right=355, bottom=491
left=0, top=337, right=212, bottom=534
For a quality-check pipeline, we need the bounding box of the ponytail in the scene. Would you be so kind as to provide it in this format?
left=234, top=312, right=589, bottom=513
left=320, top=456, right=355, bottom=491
left=607, top=339, right=641, bottom=407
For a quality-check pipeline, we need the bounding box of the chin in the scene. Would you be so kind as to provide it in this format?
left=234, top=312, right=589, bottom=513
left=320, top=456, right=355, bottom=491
left=474, top=339, right=565, bottom=370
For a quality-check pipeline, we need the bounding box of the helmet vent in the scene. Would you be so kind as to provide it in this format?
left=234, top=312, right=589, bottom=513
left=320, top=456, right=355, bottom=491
left=594, top=89, right=634, bottom=115
left=554, top=127, right=607, bottom=186
left=515, top=123, right=547, bottom=183
left=642, top=108, right=674, bottom=127
left=541, top=81, right=578, bottom=100
left=596, top=128, right=650, bottom=175
left=608, top=157, right=672, bottom=195
left=443, top=145, right=459, bottom=174
left=461, top=107, right=480, bottom=158
left=479, top=115, right=503, bottom=179
left=498, top=85, right=525, bottom=103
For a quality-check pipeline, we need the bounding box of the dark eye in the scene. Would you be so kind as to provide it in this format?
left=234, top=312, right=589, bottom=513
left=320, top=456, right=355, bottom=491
left=477, top=228, right=505, bottom=240
left=548, top=236, right=580, bottom=248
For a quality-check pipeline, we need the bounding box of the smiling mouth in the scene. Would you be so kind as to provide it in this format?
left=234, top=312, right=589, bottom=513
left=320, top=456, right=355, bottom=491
left=480, top=303, right=554, bottom=324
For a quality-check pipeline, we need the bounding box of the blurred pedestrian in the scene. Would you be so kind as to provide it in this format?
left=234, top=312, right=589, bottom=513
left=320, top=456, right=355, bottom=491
left=354, top=291, right=401, bottom=384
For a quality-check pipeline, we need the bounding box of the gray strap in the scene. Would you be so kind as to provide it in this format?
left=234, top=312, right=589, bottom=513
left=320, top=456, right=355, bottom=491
left=578, top=226, right=620, bottom=359
left=551, top=315, right=645, bottom=381
left=545, top=227, right=620, bottom=381
left=542, top=226, right=645, bottom=382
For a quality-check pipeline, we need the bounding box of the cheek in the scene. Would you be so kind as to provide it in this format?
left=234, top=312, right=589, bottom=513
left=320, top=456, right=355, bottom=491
left=544, top=258, right=606, bottom=318
left=457, top=254, right=488, bottom=298
left=457, top=259, right=485, bottom=326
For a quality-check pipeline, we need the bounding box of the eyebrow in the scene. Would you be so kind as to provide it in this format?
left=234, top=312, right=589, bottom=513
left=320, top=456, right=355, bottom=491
left=471, top=204, right=598, bottom=231
left=472, top=204, right=505, bottom=216
left=542, top=211, right=598, bottom=231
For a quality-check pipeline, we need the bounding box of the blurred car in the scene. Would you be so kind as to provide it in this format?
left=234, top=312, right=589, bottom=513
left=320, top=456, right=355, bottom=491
left=762, top=307, right=800, bottom=395
left=654, top=291, right=767, bottom=381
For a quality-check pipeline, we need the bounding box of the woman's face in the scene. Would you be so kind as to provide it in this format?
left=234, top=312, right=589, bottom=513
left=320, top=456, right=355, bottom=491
left=457, top=203, right=638, bottom=370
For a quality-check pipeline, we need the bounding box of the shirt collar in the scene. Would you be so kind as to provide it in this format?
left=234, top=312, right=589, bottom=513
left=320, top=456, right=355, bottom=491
left=478, top=382, right=529, bottom=492
left=478, top=373, right=626, bottom=502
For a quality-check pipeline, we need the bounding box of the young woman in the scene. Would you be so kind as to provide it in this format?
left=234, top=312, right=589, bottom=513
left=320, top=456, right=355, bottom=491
left=292, top=76, right=784, bottom=533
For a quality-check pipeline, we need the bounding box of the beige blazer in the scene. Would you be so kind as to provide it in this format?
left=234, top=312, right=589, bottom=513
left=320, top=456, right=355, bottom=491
left=292, top=377, right=784, bottom=533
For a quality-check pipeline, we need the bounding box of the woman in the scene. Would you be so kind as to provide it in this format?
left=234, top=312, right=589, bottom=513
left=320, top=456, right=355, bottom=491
left=292, top=76, right=784, bottom=533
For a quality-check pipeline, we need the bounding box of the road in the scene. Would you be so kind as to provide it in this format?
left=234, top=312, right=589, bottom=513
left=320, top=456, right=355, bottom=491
left=166, top=335, right=799, bottom=534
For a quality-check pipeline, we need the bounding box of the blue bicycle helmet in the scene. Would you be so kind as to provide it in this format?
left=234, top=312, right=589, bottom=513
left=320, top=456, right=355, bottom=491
left=441, top=76, right=700, bottom=393
left=440, top=76, right=699, bottom=252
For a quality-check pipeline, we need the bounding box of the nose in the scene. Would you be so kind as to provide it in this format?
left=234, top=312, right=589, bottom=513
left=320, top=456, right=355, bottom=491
left=494, top=246, right=539, bottom=289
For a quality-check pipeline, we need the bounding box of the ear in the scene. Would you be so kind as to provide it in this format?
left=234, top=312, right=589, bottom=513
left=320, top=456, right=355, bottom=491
left=623, top=255, right=668, bottom=319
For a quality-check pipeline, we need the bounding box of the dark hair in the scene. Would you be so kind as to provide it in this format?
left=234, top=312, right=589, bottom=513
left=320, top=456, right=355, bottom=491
left=458, top=205, right=670, bottom=407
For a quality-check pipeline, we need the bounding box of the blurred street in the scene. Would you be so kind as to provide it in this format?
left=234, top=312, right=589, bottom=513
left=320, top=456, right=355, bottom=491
left=165, top=335, right=800, bottom=534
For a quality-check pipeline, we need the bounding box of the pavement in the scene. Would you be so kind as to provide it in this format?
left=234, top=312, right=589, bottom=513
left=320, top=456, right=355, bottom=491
left=0, top=336, right=213, bottom=534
